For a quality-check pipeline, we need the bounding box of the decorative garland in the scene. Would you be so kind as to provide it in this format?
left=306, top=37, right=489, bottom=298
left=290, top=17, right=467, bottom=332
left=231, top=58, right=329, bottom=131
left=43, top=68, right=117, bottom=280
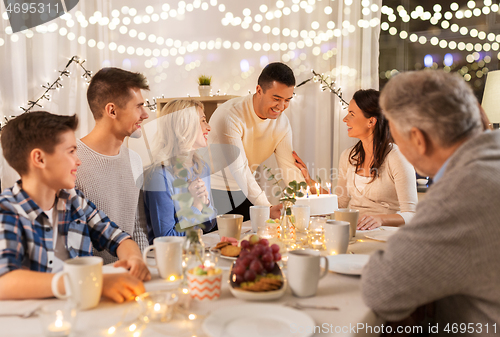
left=0, top=55, right=92, bottom=131
left=21, top=55, right=92, bottom=113
left=144, top=98, right=157, bottom=112
left=1, top=55, right=160, bottom=130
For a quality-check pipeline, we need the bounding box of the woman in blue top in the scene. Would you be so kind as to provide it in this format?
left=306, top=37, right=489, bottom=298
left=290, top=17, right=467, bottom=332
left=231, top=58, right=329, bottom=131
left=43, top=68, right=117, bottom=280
left=144, top=99, right=217, bottom=242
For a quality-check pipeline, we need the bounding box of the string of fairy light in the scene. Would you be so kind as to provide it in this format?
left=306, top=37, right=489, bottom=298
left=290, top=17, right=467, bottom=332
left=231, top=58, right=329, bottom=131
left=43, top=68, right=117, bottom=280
left=0, top=0, right=380, bottom=91
left=20, top=56, right=92, bottom=113
left=379, top=1, right=500, bottom=82
left=0, top=55, right=161, bottom=130
left=0, top=1, right=379, bottom=126
left=2, top=0, right=496, bottom=93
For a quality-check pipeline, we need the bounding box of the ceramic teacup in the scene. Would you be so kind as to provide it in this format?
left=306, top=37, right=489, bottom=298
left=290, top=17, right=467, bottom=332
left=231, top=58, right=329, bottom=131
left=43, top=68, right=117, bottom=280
left=324, top=220, right=350, bottom=255
left=249, top=206, right=270, bottom=233
left=287, top=249, right=329, bottom=297
left=143, top=237, right=184, bottom=281
left=51, top=256, right=103, bottom=310
left=217, top=214, right=243, bottom=239
left=333, top=208, right=359, bottom=238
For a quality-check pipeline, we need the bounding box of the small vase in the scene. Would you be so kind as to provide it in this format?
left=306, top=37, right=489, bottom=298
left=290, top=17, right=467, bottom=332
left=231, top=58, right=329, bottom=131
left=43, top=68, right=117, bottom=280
left=182, top=227, right=205, bottom=278
left=198, top=85, right=212, bottom=97
left=280, top=201, right=296, bottom=248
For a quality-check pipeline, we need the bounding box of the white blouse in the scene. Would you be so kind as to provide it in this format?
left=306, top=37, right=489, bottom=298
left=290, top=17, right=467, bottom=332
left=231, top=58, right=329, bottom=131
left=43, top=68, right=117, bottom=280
left=335, top=144, right=418, bottom=224
left=354, top=174, right=372, bottom=192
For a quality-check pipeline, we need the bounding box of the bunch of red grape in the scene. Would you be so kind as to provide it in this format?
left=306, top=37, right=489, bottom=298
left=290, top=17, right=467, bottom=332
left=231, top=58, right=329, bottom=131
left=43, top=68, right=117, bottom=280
left=232, top=235, right=281, bottom=284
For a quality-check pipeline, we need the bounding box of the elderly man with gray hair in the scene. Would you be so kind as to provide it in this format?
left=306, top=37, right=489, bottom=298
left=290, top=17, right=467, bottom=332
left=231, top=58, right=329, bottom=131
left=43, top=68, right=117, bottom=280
left=362, top=70, right=500, bottom=333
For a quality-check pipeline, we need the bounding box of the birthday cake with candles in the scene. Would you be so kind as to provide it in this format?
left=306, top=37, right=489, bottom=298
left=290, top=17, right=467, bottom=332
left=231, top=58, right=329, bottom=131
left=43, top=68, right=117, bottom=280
left=295, top=194, right=338, bottom=215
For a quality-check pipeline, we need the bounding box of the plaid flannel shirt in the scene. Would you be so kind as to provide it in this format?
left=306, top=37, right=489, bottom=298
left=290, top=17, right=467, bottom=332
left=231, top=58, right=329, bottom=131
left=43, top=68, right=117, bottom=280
left=0, top=181, right=131, bottom=276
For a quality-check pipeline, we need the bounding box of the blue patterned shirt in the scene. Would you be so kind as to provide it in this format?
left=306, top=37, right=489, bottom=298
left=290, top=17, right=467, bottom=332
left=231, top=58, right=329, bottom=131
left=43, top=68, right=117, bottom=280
left=0, top=181, right=131, bottom=276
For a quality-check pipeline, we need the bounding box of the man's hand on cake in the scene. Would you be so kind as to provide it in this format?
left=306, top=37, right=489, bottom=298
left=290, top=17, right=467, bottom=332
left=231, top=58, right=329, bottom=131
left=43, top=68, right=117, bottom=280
left=292, top=151, right=312, bottom=184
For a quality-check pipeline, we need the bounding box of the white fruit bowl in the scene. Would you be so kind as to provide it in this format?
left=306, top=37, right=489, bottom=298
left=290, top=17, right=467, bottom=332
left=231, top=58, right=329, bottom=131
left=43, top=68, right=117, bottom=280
left=228, top=263, right=287, bottom=301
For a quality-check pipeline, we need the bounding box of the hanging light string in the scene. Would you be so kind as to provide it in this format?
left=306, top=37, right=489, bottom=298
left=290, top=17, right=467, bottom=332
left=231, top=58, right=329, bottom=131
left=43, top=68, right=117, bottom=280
left=144, top=98, right=157, bottom=112
left=296, top=70, right=348, bottom=109
left=19, top=55, right=92, bottom=114
left=0, top=56, right=92, bottom=131
left=1, top=55, right=161, bottom=131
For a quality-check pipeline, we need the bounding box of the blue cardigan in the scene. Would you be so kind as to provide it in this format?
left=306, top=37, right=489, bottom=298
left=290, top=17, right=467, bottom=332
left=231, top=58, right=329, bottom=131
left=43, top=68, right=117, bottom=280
left=143, top=162, right=217, bottom=243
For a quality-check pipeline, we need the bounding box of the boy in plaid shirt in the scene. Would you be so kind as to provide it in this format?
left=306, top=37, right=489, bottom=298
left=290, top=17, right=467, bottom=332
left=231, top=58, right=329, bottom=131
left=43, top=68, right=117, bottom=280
left=0, top=111, right=150, bottom=302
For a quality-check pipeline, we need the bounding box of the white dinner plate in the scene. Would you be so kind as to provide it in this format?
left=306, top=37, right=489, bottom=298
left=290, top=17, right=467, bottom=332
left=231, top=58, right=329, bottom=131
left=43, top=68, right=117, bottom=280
left=364, top=226, right=399, bottom=242
left=356, top=227, right=381, bottom=233
left=202, top=304, right=315, bottom=337
left=321, top=254, right=370, bottom=275
left=220, top=254, right=238, bottom=261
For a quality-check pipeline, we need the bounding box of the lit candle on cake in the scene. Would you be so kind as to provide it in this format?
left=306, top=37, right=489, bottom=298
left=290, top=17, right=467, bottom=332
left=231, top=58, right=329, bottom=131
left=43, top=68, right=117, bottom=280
left=315, top=183, right=320, bottom=197
left=326, top=182, right=331, bottom=194
left=294, top=190, right=339, bottom=216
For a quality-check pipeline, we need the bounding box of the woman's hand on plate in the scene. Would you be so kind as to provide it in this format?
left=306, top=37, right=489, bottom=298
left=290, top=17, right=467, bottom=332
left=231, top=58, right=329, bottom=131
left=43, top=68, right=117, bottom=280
left=357, top=214, right=383, bottom=230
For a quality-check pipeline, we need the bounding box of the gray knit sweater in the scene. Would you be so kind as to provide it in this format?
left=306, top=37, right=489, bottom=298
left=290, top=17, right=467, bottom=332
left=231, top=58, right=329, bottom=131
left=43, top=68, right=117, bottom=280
left=75, top=140, right=149, bottom=264
left=362, top=130, right=500, bottom=335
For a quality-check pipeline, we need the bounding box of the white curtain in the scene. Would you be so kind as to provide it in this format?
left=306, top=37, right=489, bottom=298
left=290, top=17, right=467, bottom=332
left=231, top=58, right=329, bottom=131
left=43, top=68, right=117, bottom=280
left=0, top=0, right=381, bottom=196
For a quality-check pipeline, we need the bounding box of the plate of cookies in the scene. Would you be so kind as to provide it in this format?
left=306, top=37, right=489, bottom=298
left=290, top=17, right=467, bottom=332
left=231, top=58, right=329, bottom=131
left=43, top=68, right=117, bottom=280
left=212, top=241, right=242, bottom=260
left=228, top=262, right=286, bottom=301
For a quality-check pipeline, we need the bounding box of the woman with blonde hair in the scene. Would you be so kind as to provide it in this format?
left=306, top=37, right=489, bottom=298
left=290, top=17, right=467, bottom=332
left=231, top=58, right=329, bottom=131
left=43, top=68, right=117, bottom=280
left=143, top=99, right=216, bottom=241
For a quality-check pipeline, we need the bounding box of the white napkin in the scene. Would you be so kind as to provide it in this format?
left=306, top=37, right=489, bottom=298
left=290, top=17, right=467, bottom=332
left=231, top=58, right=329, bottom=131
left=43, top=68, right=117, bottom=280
left=0, top=300, right=42, bottom=317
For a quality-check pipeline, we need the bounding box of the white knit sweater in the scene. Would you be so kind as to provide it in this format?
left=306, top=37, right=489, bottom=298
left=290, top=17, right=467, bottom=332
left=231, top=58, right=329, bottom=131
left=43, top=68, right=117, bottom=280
left=207, top=94, right=304, bottom=206
left=75, top=140, right=148, bottom=264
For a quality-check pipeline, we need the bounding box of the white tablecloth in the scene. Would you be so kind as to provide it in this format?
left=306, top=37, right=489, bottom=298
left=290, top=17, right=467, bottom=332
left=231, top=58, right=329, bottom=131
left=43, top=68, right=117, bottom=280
left=0, top=221, right=387, bottom=337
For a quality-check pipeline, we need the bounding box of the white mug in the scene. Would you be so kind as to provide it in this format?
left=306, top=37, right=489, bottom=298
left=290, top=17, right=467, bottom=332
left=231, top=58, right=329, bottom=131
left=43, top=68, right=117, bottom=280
left=334, top=209, right=359, bottom=238
left=143, top=237, right=184, bottom=281
left=249, top=206, right=270, bottom=233
left=287, top=250, right=329, bottom=297
left=51, top=256, right=103, bottom=310
left=291, top=205, right=310, bottom=232
left=217, top=214, right=243, bottom=239
left=324, top=220, right=350, bottom=255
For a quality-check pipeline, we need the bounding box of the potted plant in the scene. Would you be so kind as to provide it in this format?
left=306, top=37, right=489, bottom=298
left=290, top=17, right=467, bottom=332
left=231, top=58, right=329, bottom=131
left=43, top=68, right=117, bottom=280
left=198, top=75, right=212, bottom=97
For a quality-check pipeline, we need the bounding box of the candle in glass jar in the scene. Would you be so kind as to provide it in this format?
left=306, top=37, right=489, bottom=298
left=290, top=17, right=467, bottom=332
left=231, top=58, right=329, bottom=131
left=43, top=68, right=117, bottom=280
left=148, top=302, right=170, bottom=321
left=260, top=231, right=274, bottom=239
left=257, top=223, right=278, bottom=239
left=47, top=316, right=71, bottom=337
left=308, top=217, right=326, bottom=250
left=309, top=230, right=325, bottom=250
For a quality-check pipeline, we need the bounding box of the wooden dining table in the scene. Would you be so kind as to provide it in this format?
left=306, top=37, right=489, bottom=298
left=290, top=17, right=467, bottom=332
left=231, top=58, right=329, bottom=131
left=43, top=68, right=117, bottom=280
left=0, top=221, right=388, bottom=337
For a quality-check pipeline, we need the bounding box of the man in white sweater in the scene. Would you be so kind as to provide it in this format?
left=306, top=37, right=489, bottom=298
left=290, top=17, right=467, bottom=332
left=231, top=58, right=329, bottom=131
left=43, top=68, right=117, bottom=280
left=208, top=63, right=304, bottom=220
left=362, top=70, right=500, bottom=334
left=76, top=68, right=150, bottom=264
